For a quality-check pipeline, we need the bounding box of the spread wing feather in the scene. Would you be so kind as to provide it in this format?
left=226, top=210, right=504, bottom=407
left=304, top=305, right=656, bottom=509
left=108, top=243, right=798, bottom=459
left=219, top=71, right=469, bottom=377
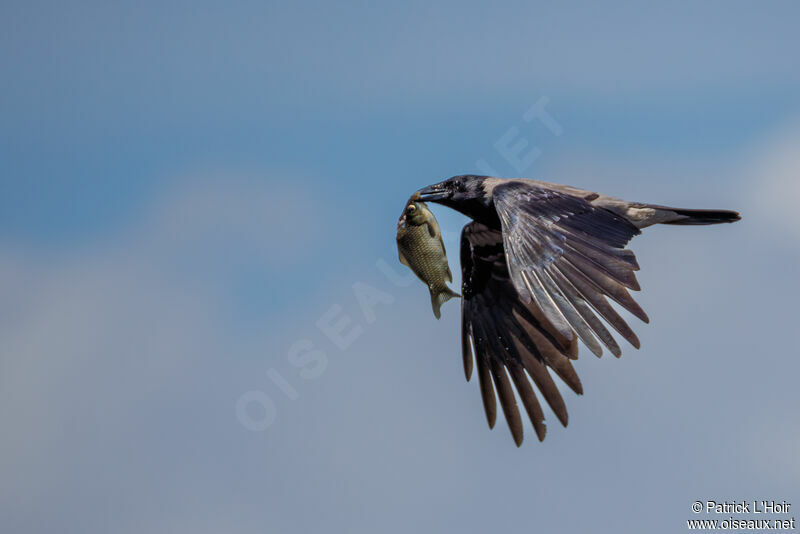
left=493, top=181, right=648, bottom=357
left=460, top=179, right=652, bottom=444
left=461, top=223, right=584, bottom=445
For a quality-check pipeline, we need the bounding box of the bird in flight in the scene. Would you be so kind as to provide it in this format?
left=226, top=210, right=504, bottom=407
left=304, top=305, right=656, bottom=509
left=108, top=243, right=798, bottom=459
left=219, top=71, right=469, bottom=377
left=415, top=175, right=740, bottom=446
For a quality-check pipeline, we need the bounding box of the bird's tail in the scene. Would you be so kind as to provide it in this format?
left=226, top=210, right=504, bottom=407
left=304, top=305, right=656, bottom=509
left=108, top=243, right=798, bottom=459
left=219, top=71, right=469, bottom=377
left=658, top=207, right=741, bottom=226
left=430, top=286, right=460, bottom=319
left=638, top=204, right=742, bottom=226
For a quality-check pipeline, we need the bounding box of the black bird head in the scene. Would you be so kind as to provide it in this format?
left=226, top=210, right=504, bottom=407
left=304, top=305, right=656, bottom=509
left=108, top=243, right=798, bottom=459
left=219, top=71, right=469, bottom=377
left=416, top=175, right=497, bottom=224
left=417, top=175, right=488, bottom=205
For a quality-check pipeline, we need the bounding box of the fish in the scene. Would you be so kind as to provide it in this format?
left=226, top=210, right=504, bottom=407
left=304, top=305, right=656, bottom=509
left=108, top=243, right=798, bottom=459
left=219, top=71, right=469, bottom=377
left=396, top=195, right=460, bottom=319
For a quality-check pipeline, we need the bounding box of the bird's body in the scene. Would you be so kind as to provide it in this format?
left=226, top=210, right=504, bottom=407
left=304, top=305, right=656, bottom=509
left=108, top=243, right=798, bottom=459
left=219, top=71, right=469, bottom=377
left=415, top=175, right=740, bottom=446
left=396, top=199, right=460, bottom=319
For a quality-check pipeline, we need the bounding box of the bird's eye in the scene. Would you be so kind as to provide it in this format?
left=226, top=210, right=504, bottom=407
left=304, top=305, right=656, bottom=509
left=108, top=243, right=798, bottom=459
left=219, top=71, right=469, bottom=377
left=406, top=204, right=416, bottom=213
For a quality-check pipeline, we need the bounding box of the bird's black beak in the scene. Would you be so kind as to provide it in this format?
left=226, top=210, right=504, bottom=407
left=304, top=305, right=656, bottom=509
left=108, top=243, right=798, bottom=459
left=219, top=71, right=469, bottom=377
left=416, top=183, right=451, bottom=202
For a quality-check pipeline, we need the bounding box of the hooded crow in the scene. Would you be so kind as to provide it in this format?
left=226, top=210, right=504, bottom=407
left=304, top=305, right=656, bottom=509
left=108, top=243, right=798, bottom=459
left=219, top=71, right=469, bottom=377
left=416, top=175, right=740, bottom=446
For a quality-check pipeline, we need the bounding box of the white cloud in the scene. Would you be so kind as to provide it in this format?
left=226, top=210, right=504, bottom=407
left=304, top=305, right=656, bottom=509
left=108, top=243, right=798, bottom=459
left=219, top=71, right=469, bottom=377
left=0, top=173, right=327, bottom=532
left=746, top=120, right=800, bottom=240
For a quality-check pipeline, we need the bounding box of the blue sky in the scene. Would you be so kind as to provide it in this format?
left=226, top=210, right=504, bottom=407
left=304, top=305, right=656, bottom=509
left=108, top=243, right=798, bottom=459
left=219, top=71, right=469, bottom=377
left=2, top=1, right=800, bottom=533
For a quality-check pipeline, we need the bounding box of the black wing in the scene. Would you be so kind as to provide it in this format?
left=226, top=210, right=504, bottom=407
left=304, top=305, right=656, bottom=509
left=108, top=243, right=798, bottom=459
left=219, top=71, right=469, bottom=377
left=492, top=180, right=648, bottom=358
left=461, top=222, right=585, bottom=446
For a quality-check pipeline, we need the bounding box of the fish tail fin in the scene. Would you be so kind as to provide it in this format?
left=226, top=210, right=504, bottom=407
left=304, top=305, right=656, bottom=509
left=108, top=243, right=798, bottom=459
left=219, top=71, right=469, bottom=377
left=430, top=286, right=461, bottom=320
